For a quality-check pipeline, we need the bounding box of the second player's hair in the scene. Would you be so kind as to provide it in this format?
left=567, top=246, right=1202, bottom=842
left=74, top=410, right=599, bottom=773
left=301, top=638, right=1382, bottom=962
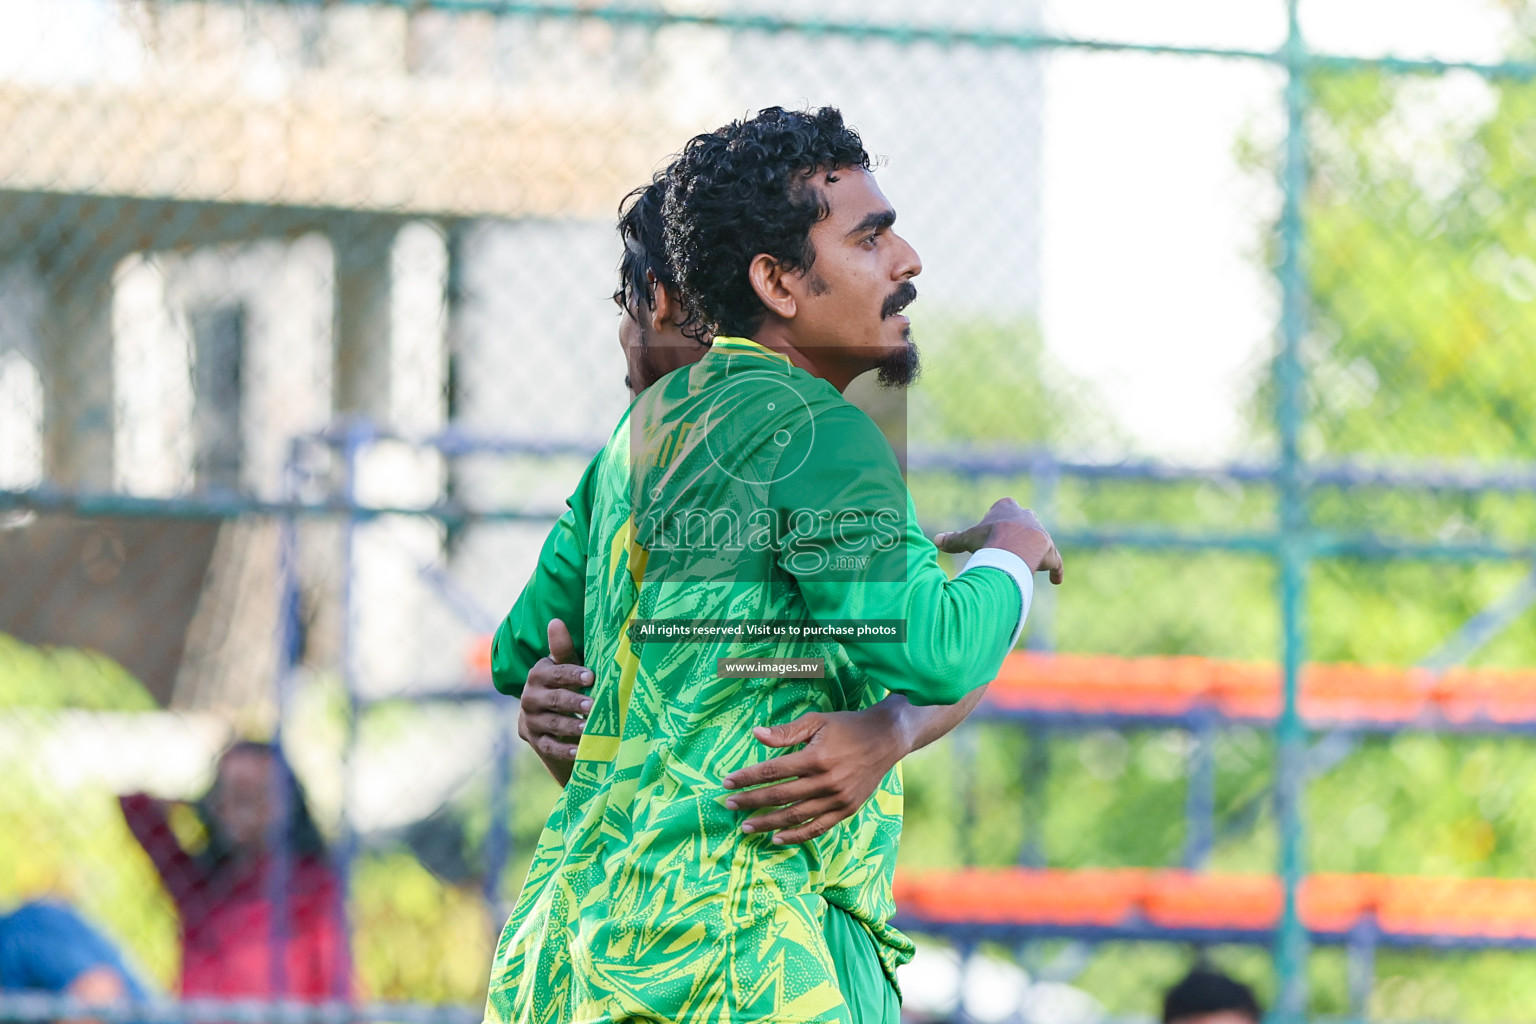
left=663, top=105, right=871, bottom=341
left=614, top=171, right=675, bottom=317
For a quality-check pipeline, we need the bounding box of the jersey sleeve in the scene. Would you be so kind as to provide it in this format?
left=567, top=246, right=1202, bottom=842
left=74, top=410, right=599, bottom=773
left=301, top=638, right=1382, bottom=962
left=490, top=453, right=601, bottom=698
left=771, top=404, right=1028, bottom=706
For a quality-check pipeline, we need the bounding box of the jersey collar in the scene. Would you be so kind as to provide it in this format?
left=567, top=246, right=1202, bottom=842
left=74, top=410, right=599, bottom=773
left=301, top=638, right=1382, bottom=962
left=709, top=336, right=794, bottom=371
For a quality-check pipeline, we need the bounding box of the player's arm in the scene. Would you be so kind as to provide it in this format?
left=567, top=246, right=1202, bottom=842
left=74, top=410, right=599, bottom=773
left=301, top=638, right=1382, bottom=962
left=777, top=405, right=1060, bottom=707
left=718, top=408, right=1057, bottom=842
left=492, top=454, right=601, bottom=783
left=489, top=453, right=601, bottom=699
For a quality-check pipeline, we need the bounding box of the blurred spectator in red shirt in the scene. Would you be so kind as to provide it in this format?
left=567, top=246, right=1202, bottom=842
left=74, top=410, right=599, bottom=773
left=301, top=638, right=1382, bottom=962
left=120, top=741, right=350, bottom=1000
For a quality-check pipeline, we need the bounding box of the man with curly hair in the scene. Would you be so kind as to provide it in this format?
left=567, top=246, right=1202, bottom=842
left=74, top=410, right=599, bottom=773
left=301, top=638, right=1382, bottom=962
left=492, top=167, right=1021, bottom=1023
left=484, top=107, right=1062, bottom=1024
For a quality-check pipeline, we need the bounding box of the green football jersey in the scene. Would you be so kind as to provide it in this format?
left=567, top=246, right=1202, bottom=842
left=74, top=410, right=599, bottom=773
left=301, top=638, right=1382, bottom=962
left=486, top=337, right=1028, bottom=1024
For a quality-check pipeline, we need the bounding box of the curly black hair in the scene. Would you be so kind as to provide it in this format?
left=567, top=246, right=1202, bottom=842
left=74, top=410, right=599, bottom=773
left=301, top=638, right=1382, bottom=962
left=663, top=106, right=871, bottom=341
left=614, top=170, right=677, bottom=318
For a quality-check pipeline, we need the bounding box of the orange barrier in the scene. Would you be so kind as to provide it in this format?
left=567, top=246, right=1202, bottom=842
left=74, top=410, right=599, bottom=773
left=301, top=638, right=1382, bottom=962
left=894, top=868, right=1536, bottom=941
left=986, top=653, right=1536, bottom=728
left=892, top=868, right=1148, bottom=927
left=468, top=636, right=495, bottom=679
left=1375, top=876, right=1536, bottom=939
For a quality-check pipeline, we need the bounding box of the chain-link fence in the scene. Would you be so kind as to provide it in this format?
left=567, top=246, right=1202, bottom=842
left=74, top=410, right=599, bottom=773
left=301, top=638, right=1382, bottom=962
left=4, top=1, right=1536, bottom=1022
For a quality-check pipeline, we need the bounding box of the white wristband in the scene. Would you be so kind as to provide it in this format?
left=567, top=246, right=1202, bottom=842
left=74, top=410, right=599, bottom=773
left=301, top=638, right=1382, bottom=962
left=959, top=547, right=1035, bottom=650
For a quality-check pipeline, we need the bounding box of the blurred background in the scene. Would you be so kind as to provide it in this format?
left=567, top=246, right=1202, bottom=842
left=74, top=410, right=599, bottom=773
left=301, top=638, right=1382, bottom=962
left=3, top=0, right=1536, bottom=1021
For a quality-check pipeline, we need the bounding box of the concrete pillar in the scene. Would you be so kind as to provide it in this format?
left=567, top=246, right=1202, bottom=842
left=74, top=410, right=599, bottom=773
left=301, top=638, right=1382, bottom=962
left=333, top=221, right=397, bottom=420
left=443, top=222, right=470, bottom=548
left=39, top=259, right=116, bottom=490
left=190, top=303, right=246, bottom=491
left=444, top=222, right=469, bottom=426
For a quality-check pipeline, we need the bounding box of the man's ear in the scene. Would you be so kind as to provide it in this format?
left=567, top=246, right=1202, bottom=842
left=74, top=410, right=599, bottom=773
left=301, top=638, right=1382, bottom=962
left=650, top=278, right=681, bottom=332
left=748, top=254, right=796, bottom=320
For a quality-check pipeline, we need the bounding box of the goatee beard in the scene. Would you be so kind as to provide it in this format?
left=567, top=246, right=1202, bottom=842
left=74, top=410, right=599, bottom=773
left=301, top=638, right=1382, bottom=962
left=875, top=336, right=921, bottom=389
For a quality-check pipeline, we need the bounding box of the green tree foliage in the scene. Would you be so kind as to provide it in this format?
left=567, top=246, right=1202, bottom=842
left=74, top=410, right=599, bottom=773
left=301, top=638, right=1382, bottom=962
left=1301, top=69, right=1536, bottom=461
left=0, top=637, right=179, bottom=987
left=891, top=56, right=1536, bottom=1021
left=906, top=315, right=1104, bottom=448
left=0, top=634, right=155, bottom=711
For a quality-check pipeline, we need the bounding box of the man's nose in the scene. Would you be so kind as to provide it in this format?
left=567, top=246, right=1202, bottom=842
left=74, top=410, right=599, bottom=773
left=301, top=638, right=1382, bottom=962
left=893, top=232, right=922, bottom=280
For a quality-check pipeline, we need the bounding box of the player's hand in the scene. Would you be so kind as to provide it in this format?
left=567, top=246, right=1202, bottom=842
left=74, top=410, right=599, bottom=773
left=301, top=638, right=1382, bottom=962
left=934, top=498, right=1064, bottom=585
left=517, top=619, right=592, bottom=773
left=719, top=706, right=907, bottom=845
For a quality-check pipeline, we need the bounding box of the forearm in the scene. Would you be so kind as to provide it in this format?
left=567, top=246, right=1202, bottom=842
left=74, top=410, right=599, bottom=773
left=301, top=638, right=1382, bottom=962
left=778, top=408, right=1033, bottom=705
left=893, top=684, right=989, bottom=753
left=538, top=750, right=574, bottom=787
left=119, top=793, right=198, bottom=893
left=808, top=566, right=1024, bottom=706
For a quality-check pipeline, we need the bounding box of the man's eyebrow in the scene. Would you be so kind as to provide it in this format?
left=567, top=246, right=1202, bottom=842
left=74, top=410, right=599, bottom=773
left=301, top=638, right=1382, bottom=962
left=846, top=209, right=896, bottom=238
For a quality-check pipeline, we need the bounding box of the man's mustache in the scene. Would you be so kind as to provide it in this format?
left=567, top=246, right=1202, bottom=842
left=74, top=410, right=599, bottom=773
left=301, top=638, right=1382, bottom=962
left=881, top=282, right=917, bottom=319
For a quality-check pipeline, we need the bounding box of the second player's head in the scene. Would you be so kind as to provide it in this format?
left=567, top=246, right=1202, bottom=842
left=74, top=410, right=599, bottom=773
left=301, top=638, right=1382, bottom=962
left=664, top=105, right=922, bottom=391
left=615, top=172, right=710, bottom=397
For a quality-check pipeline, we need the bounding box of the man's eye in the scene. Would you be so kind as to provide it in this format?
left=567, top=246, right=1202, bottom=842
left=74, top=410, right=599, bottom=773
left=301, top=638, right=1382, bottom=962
left=863, top=233, right=880, bottom=246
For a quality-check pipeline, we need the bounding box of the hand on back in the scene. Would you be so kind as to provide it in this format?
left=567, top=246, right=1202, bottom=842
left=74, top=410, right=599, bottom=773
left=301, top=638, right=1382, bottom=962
left=719, top=705, right=909, bottom=845
left=518, top=620, right=592, bottom=776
